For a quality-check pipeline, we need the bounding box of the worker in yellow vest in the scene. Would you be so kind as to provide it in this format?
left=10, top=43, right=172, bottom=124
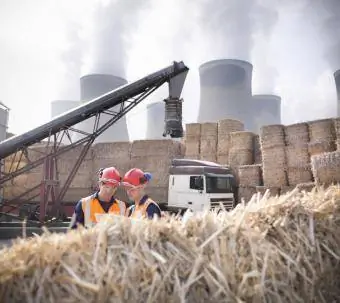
left=122, top=168, right=162, bottom=219
left=70, top=167, right=126, bottom=229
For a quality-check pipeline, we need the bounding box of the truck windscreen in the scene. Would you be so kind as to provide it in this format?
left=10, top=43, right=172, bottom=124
left=205, top=176, right=234, bottom=194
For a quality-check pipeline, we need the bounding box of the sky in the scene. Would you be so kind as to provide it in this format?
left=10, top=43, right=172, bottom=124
left=0, top=0, right=338, bottom=140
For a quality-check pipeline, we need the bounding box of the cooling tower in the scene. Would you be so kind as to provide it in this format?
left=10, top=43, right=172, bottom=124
left=0, top=101, right=9, bottom=142
left=252, top=94, right=281, bottom=133
left=145, top=101, right=167, bottom=139
left=78, top=74, right=129, bottom=143
left=197, top=59, right=253, bottom=129
left=334, top=70, right=340, bottom=116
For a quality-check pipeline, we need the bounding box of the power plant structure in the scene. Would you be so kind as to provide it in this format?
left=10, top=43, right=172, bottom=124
left=252, top=94, right=281, bottom=133
left=146, top=101, right=167, bottom=139
left=0, top=102, right=9, bottom=142
left=76, top=74, right=130, bottom=143
left=51, top=100, right=80, bottom=144
left=197, top=59, right=253, bottom=130
left=334, top=70, right=340, bottom=116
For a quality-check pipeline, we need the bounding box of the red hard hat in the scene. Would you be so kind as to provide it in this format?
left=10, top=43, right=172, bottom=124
left=99, top=167, right=121, bottom=186
left=122, top=168, right=148, bottom=187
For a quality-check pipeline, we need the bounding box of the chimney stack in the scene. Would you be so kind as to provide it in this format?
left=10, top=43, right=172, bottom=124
left=77, top=74, right=130, bottom=143
left=197, top=59, right=253, bottom=129
left=252, top=94, right=281, bottom=133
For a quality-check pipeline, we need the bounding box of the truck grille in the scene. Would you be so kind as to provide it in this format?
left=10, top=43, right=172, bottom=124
left=210, top=198, right=234, bottom=211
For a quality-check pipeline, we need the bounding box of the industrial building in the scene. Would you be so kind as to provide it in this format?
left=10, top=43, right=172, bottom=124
left=252, top=94, right=281, bottom=133
left=197, top=59, right=253, bottom=130
left=75, top=74, right=130, bottom=143
left=0, top=102, right=9, bottom=142
left=334, top=70, right=340, bottom=116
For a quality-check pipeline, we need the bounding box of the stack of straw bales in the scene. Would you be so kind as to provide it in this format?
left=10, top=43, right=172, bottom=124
left=260, top=125, right=287, bottom=188
left=216, top=119, right=244, bottom=165
left=334, top=117, right=340, bottom=150
left=228, top=131, right=255, bottom=184
left=184, top=123, right=201, bottom=159
left=2, top=185, right=340, bottom=302
left=308, top=118, right=336, bottom=156
left=311, top=151, right=340, bottom=186
left=284, top=122, right=313, bottom=186
left=238, top=164, right=262, bottom=202
left=253, top=134, right=262, bottom=164
left=131, top=139, right=184, bottom=203
left=199, top=122, right=218, bottom=163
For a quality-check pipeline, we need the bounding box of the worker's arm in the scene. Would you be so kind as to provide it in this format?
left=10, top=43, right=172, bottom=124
left=70, top=200, right=84, bottom=229
left=146, top=203, right=162, bottom=219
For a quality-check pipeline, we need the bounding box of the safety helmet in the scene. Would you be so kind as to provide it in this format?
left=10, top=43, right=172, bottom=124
left=98, top=167, right=121, bottom=186
left=122, top=168, right=152, bottom=188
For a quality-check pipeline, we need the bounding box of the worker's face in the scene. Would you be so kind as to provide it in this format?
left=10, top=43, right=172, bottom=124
left=99, top=182, right=117, bottom=197
left=125, top=186, right=143, bottom=201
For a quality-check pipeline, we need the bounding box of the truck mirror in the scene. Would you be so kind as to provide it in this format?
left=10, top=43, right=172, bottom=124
left=195, top=176, right=204, bottom=190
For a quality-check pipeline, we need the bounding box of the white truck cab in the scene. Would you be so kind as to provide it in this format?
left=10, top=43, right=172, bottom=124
left=167, top=159, right=236, bottom=213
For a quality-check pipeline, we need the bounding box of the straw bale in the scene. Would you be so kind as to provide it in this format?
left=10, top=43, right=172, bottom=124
left=261, top=146, right=286, bottom=167
left=216, top=154, right=229, bottom=165
left=229, top=131, right=255, bottom=150
left=185, top=139, right=200, bottom=156
left=287, top=167, right=313, bottom=186
left=228, top=148, right=253, bottom=166
left=185, top=123, right=201, bottom=137
left=59, top=146, right=93, bottom=162
left=284, top=122, right=309, bottom=146
left=2, top=186, right=340, bottom=302
left=200, top=122, right=218, bottom=137
left=58, top=173, right=92, bottom=189
left=336, top=139, right=340, bottom=151
left=200, top=137, right=217, bottom=154
left=311, top=151, right=340, bottom=186
left=238, top=164, right=262, bottom=187
left=92, top=141, right=131, bottom=159
left=308, top=118, right=336, bottom=142
left=131, top=140, right=182, bottom=158
left=199, top=154, right=217, bottom=163
left=63, top=187, right=93, bottom=202
left=280, top=185, right=296, bottom=195
left=253, top=135, right=262, bottom=164
left=57, top=158, right=93, bottom=175
left=217, top=119, right=244, bottom=155
left=308, top=140, right=336, bottom=156
left=260, top=124, right=285, bottom=148
left=285, top=145, right=310, bottom=168
left=184, top=154, right=200, bottom=160
left=296, top=182, right=316, bottom=193
left=237, top=186, right=257, bottom=203
left=255, top=185, right=281, bottom=197
left=262, top=167, right=287, bottom=187
left=4, top=150, right=27, bottom=163
left=147, top=186, right=168, bottom=203
left=334, top=117, right=340, bottom=138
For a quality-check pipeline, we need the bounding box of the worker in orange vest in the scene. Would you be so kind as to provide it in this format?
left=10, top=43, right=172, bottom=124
left=70, top=166, right=126, bottom=229
left=122, top=168, right=162, bottom=219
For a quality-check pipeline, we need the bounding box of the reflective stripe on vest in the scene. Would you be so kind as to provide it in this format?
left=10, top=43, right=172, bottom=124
left=130, top=198, right=160, bottom=219
left=82, top=196, right=126, bottom=228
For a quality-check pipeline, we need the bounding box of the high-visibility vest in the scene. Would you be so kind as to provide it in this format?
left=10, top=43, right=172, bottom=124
left=81, top=195, right=126, bottom=228
left=129, top=198, right=161, bottom=219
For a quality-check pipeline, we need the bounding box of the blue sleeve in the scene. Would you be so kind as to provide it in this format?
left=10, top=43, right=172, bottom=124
left=71, top=200, right=84, bottom=229
left=146, top=203, right=161, bottom=219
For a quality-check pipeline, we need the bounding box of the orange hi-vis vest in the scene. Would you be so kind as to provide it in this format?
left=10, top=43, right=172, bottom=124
left=81, top=195, right=126, bottom=228
left=129, top=197, right=160, bottom=219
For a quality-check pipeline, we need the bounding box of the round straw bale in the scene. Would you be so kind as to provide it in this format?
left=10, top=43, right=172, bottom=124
left=185, top=123, right=201, bottom=137
left=238, top=186, right=257, bottom=203
left=287, top=167, right=313, bottom=186
left=285, top=145, right=310, bottom=168
left=308, top=140, right=336, bottom=156
left=229, top=131, right=255, bottom=150
left=260, top=124, right=285, bottom=149
left=262, top=146, right=286, bottom=167
left=308, top=118, right=335, bottom=142
left=238, top=164, right=262, bottom=187
left=200, top=122, right=218, bottom=137
left=284, top=122, right=309, bottom=146
left=255, top=185, right=280, bottom=197
left=311, top=151, right=340, bottom=185
left=228, top=148, right=253, bottom=166
left=262, top=167, right=287, bottom=187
